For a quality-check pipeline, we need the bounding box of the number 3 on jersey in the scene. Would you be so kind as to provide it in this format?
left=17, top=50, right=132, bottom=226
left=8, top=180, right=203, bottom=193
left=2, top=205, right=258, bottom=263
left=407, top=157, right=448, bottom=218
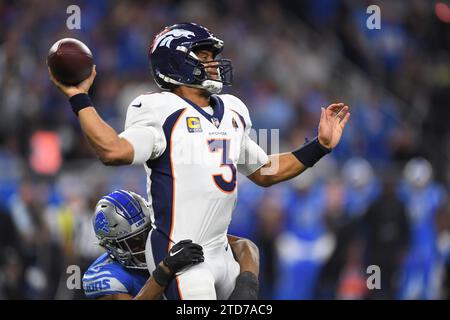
left=207, top=139, right=237, bottom=193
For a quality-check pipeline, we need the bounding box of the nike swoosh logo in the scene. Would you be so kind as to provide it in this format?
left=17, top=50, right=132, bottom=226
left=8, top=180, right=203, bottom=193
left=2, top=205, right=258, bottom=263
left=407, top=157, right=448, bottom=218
left=132, top=102, right=142, bottom=108
left=170, top=247, right=185, bottom=257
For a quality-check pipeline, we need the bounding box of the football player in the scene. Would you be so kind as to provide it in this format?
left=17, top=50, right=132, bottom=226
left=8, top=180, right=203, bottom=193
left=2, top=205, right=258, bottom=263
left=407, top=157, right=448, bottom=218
left=49, top=22, right=350, bottom=299
left=83, top=190, right=259, bottom=300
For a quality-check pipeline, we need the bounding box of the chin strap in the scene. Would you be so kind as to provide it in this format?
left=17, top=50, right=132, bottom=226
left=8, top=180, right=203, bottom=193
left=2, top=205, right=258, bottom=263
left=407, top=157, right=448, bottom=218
left=156, top=71, right=223, bottom=94
left=199, top=79, right=223, bottom=94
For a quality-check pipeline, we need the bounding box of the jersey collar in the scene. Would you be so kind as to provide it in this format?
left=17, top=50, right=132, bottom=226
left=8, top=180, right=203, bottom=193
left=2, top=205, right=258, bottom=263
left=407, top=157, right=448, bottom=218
left=180, top=95, right=224, bottom=128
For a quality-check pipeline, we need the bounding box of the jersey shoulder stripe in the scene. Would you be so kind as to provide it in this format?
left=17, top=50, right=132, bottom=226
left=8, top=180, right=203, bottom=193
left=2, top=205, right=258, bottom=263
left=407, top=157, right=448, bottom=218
left=83, top=253, right=132, bottom=298
left=83, top=278, right=129, bottom=297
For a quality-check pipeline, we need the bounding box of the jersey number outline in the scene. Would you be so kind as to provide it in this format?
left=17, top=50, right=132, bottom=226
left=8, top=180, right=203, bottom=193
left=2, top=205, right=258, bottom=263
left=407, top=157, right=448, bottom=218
left=207, top=139, right=237, bottom=193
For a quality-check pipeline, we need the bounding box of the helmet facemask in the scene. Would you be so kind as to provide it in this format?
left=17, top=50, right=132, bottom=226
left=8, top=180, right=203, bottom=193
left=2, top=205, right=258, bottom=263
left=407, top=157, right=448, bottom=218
left=100, top=224, right=151, bottom=269
left=184, top=49, right=233, bottom=94
left=157, top=46, right=232, bottom=94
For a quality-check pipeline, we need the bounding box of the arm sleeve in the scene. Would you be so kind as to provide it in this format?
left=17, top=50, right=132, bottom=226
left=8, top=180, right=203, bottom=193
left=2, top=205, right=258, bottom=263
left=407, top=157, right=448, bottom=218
left=83, top=267, right=131, bottom=299
left=118, top=95, right=167, bottom=165
left=238, top=135, right=269, bottom=176
left=226, top=95, right=269, bottom=176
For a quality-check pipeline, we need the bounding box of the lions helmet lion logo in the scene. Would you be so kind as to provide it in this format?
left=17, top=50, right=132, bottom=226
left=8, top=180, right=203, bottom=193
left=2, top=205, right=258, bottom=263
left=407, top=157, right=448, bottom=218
left=94, top=211, right=110, bottom=234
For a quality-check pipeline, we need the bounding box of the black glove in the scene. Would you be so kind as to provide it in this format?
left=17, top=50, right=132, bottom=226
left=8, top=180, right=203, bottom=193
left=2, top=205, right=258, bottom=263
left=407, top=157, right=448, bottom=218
left=228, top=271, right=259, bottom=300
left=163, top=239, right=204, bottom=274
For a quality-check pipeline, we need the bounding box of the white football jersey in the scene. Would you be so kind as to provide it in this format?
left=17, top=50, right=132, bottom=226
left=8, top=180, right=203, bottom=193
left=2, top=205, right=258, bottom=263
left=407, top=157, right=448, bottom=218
left=119, top=91, right=268, bottom=249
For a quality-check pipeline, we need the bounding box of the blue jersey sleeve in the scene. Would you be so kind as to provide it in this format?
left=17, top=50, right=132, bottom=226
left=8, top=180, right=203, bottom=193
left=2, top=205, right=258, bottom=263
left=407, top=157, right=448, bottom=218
left=83, top=254, right=134, bottom=299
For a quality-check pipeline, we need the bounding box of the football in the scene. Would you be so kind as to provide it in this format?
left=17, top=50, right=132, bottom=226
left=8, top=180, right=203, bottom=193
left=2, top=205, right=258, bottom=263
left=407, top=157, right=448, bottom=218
left=47, top=38, right=93, bottom=86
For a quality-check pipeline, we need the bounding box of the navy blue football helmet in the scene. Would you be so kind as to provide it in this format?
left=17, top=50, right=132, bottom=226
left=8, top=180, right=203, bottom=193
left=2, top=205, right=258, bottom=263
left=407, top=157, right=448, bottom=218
left=149, top=22, right=232, bottom=94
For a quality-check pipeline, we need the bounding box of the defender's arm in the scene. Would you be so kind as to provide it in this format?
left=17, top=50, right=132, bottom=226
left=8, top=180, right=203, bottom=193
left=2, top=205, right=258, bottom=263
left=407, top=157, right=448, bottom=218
left=227, top=235, right=259, bottom=277
left=133, top=262, right=171, bottom=300
left=97, top=293, right=133, bottom=300
left=227, top=235, right=260, bottom=300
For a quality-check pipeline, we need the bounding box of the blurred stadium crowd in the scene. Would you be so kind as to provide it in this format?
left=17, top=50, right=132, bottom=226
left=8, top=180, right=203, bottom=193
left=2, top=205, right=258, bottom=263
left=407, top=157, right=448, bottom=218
left=0, top=0, right=449, bottom=299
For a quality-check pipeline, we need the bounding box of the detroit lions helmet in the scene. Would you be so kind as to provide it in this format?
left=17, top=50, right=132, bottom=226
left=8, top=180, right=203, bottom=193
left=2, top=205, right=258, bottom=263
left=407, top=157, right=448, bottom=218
left=93, top=190, right=153, bottom=269
left=149, top=22, right=232, bottom=94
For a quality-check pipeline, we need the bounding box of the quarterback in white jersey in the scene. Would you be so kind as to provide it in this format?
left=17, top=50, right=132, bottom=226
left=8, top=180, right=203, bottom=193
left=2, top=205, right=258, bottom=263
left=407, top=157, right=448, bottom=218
left=119, top=91, right=266, bottom=299
left=49, top=22, right=350, bottom=300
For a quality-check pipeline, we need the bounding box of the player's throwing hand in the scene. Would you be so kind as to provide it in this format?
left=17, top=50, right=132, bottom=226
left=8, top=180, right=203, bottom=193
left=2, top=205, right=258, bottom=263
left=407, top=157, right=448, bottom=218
left=48, top=65, right=96, bottom=98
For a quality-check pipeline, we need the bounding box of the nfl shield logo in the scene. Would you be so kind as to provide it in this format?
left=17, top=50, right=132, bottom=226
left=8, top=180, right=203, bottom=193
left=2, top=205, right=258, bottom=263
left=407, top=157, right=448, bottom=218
left=232, top=118, right=238, bottom=130
left=211, top=117, right=220, bottom=128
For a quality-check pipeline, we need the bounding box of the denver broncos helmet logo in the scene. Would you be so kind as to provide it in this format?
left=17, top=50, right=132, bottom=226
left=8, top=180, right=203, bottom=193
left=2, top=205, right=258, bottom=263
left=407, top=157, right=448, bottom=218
left=151, top=28, right=195, bottom=53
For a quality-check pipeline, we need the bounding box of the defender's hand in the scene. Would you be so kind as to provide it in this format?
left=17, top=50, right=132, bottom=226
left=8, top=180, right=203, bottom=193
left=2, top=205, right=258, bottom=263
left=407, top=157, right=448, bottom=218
left=229, top=271, right=259, bottom=300
left=318, top=103, right=351, bottom=149
left=163, top=240, right=204, bottom=274
left=48, top=65, right=96, bottom=98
